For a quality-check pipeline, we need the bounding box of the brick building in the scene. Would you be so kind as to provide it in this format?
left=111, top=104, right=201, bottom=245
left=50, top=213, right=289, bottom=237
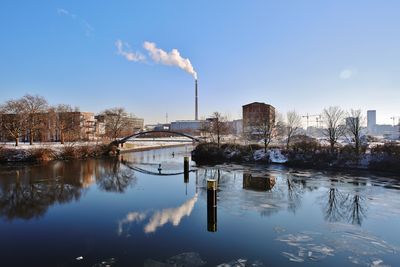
left=242, top=102, right=275, bottom=138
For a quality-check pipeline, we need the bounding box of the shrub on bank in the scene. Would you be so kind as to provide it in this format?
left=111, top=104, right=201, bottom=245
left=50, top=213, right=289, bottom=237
left=55, top=144, right=111, bottom=160
left=0, top=143, right=113, bottom=163
left=191, top=142, right=267, bottom=164
left=27, top=148, right=54, bottom=162
left=369, top=142, right=400, bottom=172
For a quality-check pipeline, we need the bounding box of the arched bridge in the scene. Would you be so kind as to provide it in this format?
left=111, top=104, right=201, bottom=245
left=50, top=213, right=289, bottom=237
left=113, top=130, right=203, bottom=145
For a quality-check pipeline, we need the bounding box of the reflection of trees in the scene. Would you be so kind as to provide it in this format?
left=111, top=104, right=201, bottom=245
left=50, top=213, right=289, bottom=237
left=95, top=159, right=136, bottom=193
left=0, top=158, right=137, bottom=221
left=0, top=164, right=85, bottom=221
left=344, top=193, right=366, bottom=225
left=323, top=185, right=367, bottom=226
left=324, top=188, right=345, bottom=222
left=286, top=178, right=304, bottom=213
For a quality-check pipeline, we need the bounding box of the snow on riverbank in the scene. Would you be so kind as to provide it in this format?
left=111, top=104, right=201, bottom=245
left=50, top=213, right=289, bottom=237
left=253, top=149, right=288, bottom=163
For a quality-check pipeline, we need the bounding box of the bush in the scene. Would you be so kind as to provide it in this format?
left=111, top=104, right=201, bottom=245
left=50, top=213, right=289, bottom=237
left=57, top=146, right=78, bottom=160
left=291, top=139, right=321, bottom=154
left=192, top=142, right=267, bottom=164
left=371, top=142, right=400, bottom=158
left=192, top=142, right=224, bottom=163
left=369, top=142, right=400, bottom=172
left=28, top=148, right=54, bottom=162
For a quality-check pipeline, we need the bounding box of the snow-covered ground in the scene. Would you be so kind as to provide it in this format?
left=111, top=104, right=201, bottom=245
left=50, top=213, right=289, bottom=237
left=253, top=149, right=288, bottom=163
left=0, top=141, right=103, bottom=151
left=0, top=137, right=191, bottom=152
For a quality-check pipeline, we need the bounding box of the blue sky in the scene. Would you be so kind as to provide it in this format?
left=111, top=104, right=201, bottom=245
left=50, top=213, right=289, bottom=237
left=1, top=1, right=399, bottom=125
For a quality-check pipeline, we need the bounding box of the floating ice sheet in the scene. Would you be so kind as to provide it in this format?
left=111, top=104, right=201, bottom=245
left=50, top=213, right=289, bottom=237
left=276, top=224, right=399, bottom=265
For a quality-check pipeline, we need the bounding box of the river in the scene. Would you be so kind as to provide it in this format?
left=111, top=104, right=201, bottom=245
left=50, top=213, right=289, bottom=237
left=0, top=145, right=399, bottom=266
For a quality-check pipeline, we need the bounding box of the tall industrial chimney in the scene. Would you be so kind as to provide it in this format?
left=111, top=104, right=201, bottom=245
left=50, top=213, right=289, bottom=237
left=195, top=79, right=198, bottom=120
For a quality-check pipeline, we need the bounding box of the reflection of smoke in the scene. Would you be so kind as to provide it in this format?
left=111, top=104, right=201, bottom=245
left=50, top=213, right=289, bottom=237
left=117, top=211, right=147, bottom=235
left=143, top=41, right=197, bottom=79
left=145, top=194, right=198, bottom=233
left=117, top=194, right=198, bottom=235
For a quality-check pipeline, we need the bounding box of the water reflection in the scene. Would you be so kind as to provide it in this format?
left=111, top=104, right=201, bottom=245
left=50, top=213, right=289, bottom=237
left=0, top=174, right=83, bottom=221
left=96, top=158, right=136, bottom=193
left=242, top=173, right=276, bottom=191
left=118, top=193, right=198, bottom=235
left=0, top=158, right=136, bottom=220
left=0, top=146, right=400, bottom=266
left=323, top=185, right=367, bottom=225
left=145, top=194, right=198, bottom=233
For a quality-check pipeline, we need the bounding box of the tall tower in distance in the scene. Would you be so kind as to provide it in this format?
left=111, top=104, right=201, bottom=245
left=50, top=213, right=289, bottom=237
left=367, top=110, right=376, bottom=134
left=195, top=79, right=198, bottom=121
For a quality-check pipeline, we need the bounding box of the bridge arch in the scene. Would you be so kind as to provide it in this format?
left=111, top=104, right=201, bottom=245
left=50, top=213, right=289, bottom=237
left=116, top=130, right=203, bottom=144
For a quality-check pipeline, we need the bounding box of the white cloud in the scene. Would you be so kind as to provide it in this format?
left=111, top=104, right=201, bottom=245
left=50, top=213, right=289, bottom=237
left=339, top=68, right=357, bottom=80
left=57, top=8, right=93, bottom=36
left=82, top=20, right=94, bottom=37
left=115, top=40, right=146, bottom=62
left=57, top=8, right=70, bottom=16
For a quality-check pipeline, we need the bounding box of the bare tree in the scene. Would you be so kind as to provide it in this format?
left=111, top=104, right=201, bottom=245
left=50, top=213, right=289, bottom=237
left=49, top=104, right=78, bottom=144
left=322, top=106, right=345, bottom=154
left=250, top=112, right=281, bottom=153
left=346, top=109, right=364, bottom=155
left=208, top=112, right=229, bottom=148
left=0, top=99, right=27, bottom=146
left=21, top=95, right=48, bottom=145
left=200, top=120, right=213, bottom=141
left=102, top=107, right=134, bottom=140
left=285, top=110, right=302, bottom=149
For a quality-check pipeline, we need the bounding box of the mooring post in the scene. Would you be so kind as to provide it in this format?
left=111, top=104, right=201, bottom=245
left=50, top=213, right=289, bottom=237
left=184, top=156, right=189, bottom=183
left=207, top=179, right=217, bottom=232
left=184, top=156, right=189, bottom=172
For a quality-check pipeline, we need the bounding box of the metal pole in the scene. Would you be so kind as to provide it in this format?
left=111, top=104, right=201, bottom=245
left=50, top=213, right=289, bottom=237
left=207, top=179, right=217, bottom=232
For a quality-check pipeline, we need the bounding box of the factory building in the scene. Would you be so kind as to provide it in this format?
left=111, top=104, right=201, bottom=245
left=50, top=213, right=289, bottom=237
left=242, top=102, right=275, bottom=138
left=170, top=120, right=203, bottom=134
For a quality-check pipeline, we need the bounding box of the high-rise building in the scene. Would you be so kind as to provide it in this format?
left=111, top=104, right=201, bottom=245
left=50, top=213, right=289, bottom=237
left=367, top=110, right=376, bottom=134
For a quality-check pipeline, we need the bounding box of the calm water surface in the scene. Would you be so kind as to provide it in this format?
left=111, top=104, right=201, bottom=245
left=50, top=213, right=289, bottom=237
left=0, top=146, right=399, bottom=266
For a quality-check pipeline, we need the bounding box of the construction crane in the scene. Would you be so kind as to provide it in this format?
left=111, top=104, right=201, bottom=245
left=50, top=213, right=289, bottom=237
left=302, top=113, right=321, bottom=129
left=390, top=116, right=400, bottom=126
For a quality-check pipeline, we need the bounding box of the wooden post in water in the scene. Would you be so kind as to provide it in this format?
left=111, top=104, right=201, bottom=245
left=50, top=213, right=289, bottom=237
left=207, top=179, right=217, bottom=232
left=184, top=156, right=189, bottom=183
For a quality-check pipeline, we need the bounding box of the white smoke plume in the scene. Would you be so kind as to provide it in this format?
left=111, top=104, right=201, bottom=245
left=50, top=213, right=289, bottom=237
left=115, top=40, right=146, bottom=62
left=143, top=41, right=197, bottom=79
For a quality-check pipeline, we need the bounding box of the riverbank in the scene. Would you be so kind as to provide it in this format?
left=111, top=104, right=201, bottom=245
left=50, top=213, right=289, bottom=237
left=191, top=142, right=400, bottom=174
left=0, top=141, right=188, bottom=163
